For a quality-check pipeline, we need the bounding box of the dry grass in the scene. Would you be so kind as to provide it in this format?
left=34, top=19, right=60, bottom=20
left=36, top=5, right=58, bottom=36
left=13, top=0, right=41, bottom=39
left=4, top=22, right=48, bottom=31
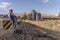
left=0, top=19, right=60, bottom=40
left=0, top=17, right=60, bottom=32
left=24, top=20, right=60, bottom=32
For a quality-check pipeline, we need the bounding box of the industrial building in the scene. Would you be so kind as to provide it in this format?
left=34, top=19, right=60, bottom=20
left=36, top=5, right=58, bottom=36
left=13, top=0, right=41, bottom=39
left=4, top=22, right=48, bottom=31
left=36, top=13, right=41, bottom=20
left=31, top=10, right=41, bottom=20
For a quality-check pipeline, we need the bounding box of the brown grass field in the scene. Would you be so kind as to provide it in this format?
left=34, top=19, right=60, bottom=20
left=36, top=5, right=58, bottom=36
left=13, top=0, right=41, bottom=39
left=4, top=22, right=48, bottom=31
left=25, top=20, right=60, bottom=32
left=0, top=18, right=60, bottom=40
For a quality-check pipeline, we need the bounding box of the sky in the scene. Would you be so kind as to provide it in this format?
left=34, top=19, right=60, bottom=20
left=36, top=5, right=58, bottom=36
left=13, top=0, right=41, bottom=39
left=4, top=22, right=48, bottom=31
left=0, top=0, right=60, bottom=15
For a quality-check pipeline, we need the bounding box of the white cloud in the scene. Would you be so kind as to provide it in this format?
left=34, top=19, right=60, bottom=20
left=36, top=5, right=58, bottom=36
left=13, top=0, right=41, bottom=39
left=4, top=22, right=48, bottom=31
left=0, top=2, right=12, bottom=10
left=1, top=2, right=11, bottom=5
left=0, top=2, right=12, bottom=14
left=42, top=0, right=49, bottom=3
